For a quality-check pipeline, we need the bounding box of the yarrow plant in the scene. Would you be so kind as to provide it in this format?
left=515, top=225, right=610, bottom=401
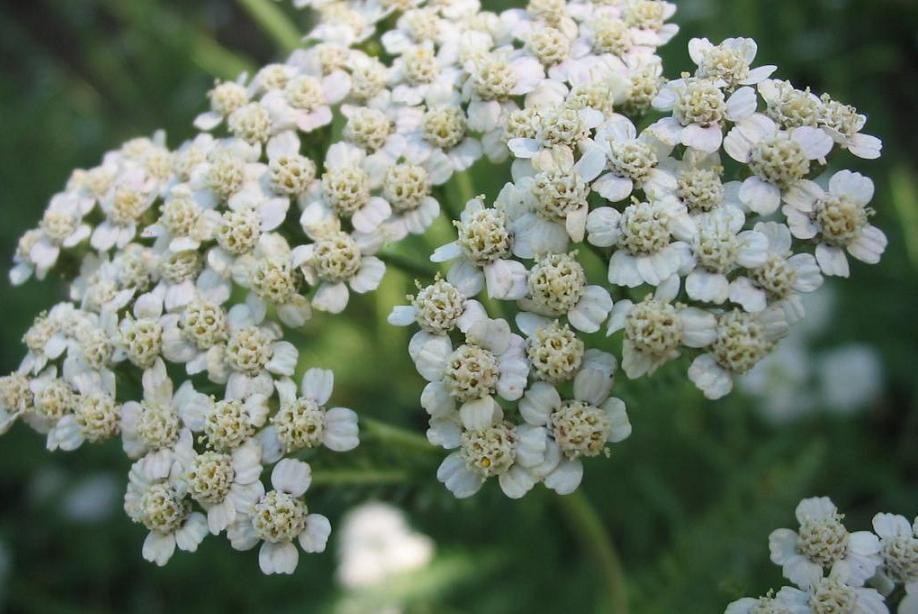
left=0, top=0, right=889, bottom=575
left=727, top=497, right=917, bottom=614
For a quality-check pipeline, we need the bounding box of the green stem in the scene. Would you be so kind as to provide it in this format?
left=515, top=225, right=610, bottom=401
left=362, top=417, right=437, bottom=455
left=310, top=468, right=410, bottom=486
left=379, top=251, right=439, bottom=279
left=235, top=0, right=304, bottom=54
left=556, top=491, right=629, bottom=614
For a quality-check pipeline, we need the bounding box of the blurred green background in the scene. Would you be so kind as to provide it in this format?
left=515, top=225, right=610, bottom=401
left=0, top=0, right=917, bottom=612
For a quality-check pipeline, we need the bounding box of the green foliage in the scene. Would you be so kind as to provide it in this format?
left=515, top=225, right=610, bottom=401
left=0, top=1, right=916, bottom=612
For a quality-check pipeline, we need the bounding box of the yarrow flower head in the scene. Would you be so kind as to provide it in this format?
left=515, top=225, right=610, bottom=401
left=0, top=0, right=894, bottom=577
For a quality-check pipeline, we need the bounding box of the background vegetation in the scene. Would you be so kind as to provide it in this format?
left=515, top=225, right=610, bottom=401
left=0, top=0, right=916, bottom=611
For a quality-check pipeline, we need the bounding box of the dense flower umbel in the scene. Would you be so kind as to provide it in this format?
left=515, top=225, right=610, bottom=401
left=0, top=0, right=890, bottom=574
left=727, top=497, right=913, bottom=614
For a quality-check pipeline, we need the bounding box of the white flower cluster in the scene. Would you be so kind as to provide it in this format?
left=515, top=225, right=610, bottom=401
left=376, top=0, right=885, bottom=498
left=0, top=0, right=890, bottom=568
left=727, top=497, right=918, bottom=614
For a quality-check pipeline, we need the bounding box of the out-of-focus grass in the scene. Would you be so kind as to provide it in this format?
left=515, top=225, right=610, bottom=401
left=0, top=1, right=916, bottom=612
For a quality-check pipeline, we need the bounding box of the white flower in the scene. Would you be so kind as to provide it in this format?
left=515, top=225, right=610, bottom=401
left=728, top=222, right=823, bottom=323
left=0, top=373, right=33, bottom=435
left=607, top=275, right=717, bottom=379
left=651, top=76, right=758, bottom=154
left=336, top=502, right=434, bottom=589
left=590, top=116, right=676, bottom=202
left=520, top=252, right=613, bottom=333
left=818, top=344, right=883, bottom=415
left=515, top=313, right=585, bottom=384
left=189, top=138, right=265, bottom=210
left=398, top=100, right=483, bottom=177
left=293, top=228, right=385, bottom=314
left=301, top=142, right=393, bottom=235
left=507, top=106, right=604, bottom=174
left=688, top=37, right=776, bottom=89
left=92, top=168, right=157, bottom=251
left=500, top=148, right=605, bottom=256
left=259, top=368, right=360, bottom=462
left=773, top=576, right=888, bottom=613
left=123, top=459, right=208, bottom=567
left=413, top=317, right=528, bottom=432
left=389, top=41, right=463, bottom=106
left=216, top=304, right=299, bottom=392
left=783, top=170, right=887, bottom=278
left=227, top=459, right=331, bottom=575
left=143, top=185, right=220, bottom=254
left=871, top=513, right=918, bottom=597
left=517, top=351, right=630, bottom=494
left=120, top=359, right=207, bottom=472
left=195, top=75, right=250, bottom=131
left=656, top=149, right=743, bottom=217
left=387, top=276, right=487, bottom=336
left=769, top=497, right=882, bottom=589
left=724, top=118, right=834, bottom=215
left=431, top=197, right=528, bottom=300
left=233, top=233, right=312, bottom=327
left=758, top=79, right=823, bottom=131
left=587, top=196, right=695, bottom=288
left=26, top=193, right=94, bottom=278
left=818, top=94, right=882, bottom=160
left=184, top=439, right=263, bottom=534
left=436, top=420, right=550, bottom=499
left=688, top=307, right=788, bottom=400
left=262, top=70, right=351, bottom=133
left=685, top=206, right=768, bottom=305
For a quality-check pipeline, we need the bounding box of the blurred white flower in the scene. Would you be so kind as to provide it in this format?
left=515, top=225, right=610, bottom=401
left=336, top=502, right=434, bottom=590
